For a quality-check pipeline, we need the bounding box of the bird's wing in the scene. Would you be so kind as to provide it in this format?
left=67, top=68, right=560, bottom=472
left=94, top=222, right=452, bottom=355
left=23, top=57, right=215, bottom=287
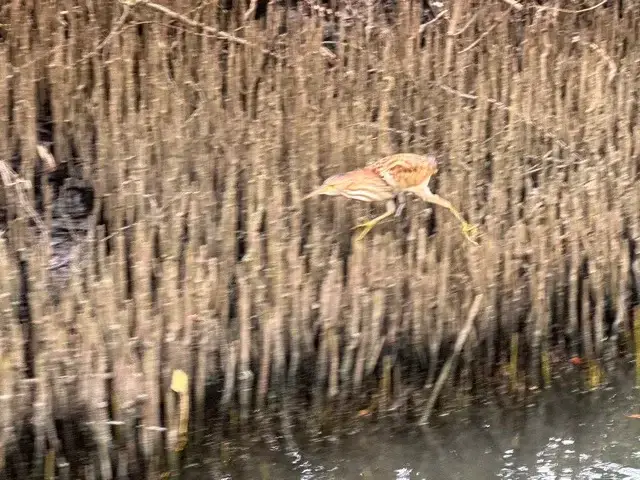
left=368, top=154, right=438, bottom=189
left=335, top=170, right=395, bottom=202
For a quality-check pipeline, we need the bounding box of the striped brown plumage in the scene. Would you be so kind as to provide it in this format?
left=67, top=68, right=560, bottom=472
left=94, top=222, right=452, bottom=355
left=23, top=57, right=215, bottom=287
left=304, top=153, right=477, bottom=244
left=366, top=153, right=439, bottom=190
left=309, top=169, right=396, bottom=202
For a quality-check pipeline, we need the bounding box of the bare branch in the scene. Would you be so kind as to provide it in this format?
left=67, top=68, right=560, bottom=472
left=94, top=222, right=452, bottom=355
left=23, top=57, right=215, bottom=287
left=75, top=4, right=132, bottom=64
left=419, top=9, right=448, bottom=34
left=123, top=0, right=282, bottom=59
left=575, top=37, right=619, bottom=84
left=501, top=0, right=523, bottom=11
left=535, top=0, right=607, bottom=14
left=459, top=10, right=509, bottom=53
left=447, top=12, right=478, bottom=37
left=0, top=161, right=48, bottom=235
left=244, top=0, right=258, bottom=22
left=434, top=83, right=590, bottom=167
left=419, top=294, right=483, bottom=426
left=36, top=144, right=57, bottom=173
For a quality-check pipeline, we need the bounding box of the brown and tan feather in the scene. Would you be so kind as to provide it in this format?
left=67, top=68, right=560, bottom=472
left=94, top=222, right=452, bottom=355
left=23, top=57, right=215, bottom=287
left=365, top=153, right=438, bottom=190
left=304, top=152, right=477, bottom=245
left=304, top=168, right=396, bottom=202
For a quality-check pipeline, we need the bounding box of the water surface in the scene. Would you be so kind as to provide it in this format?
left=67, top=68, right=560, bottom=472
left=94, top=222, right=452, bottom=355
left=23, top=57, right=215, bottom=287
left=201, top=374, right=640, bottom=479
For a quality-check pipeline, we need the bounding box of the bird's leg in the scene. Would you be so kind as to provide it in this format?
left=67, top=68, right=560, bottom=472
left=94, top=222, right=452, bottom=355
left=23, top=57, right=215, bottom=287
left=422, top=192, right=478, bottom=245
left=394, top=193, right=407, bottom=218
left=351, top=200, right=396, bottom=241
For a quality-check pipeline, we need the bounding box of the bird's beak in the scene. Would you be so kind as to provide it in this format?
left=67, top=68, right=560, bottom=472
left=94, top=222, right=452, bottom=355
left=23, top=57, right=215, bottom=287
left=303, top=186, right=327, bottom=200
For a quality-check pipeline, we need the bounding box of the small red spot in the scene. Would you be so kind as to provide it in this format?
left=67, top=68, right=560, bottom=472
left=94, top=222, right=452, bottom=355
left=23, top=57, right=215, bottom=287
left=570, top=356, right=583, bottom=366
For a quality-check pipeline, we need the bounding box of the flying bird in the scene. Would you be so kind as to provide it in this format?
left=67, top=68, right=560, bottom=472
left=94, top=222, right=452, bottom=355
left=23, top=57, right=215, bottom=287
left=303, top=153, right=478, bottom=244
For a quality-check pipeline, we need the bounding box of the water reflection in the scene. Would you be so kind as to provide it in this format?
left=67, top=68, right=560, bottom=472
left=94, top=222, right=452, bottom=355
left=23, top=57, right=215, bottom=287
left=213, top=377, right=640, bottom=479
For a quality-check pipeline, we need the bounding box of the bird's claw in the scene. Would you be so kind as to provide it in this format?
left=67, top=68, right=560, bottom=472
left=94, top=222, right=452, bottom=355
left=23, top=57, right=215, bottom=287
left=352, top=220, right=376, bottom=241
left=461, top=222, right=479, bottom=245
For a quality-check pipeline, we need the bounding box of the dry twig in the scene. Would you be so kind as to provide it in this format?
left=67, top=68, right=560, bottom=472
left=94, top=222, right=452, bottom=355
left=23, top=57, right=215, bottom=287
left=419, top=294, right=483, bottom=426
left=0, top=161, right=48, bottom=235
left=534, top=0, right=607, bottom=14
left=501, top=0, right=523, bottom=11
left=121, top=0, right=283, bottom=59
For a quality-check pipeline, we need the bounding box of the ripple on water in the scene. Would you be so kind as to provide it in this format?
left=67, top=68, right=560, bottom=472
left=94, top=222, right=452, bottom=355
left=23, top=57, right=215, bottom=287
left=215, top=379, right=640, bottom=479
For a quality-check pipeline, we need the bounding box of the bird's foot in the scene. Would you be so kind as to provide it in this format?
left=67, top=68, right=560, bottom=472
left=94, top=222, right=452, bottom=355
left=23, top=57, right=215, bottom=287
left=394, top=193, right=407, bottom=218
left=461, top=222, right=479, bottom=245
left=352, top=219, right=379, bottom=241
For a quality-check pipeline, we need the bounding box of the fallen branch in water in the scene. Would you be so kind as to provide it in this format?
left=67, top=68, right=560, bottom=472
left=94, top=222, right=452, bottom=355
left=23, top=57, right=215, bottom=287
left=419, top=294, right=483, bottom=426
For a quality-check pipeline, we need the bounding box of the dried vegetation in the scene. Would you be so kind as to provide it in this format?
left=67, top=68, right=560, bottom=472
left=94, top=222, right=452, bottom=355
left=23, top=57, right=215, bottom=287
left=0, top=0, right=639, bottom=477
